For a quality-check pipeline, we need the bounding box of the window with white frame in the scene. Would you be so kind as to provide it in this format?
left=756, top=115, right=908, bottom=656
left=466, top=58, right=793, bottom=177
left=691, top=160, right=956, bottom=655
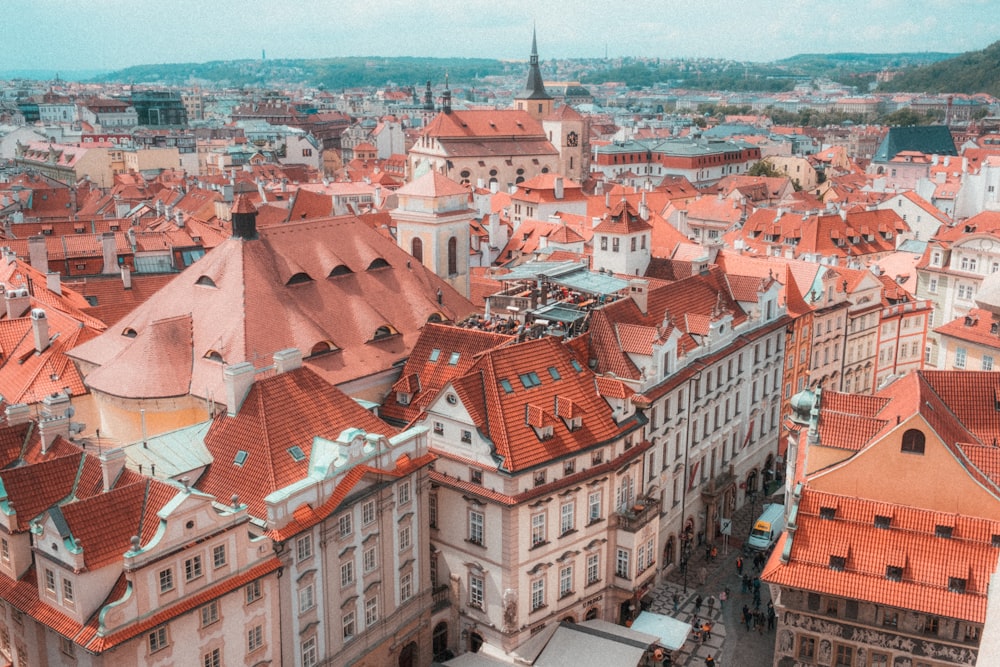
left=302, top=636, right=318, bottom=667
left=531, top=577, right=546, bottom=610
left=341, top=560, right=355, bottom=587
left=62, top=578, right=74, bottom=605
left=212, top=544, right=226, bottom=568
left=339, top=513, right=353, bottom=537
left=984, top=355, right=994, bottom=371
left=248, top=624, right=264, bottom=652
left=956, top=347, right=968, bottom=369
left=559, top=565, right=573, bottom=598
left=398, top=481, right=411, bottom=505
left=364, top=545, right=377, bottom=573
left=469, top=572, right=485, bottom=609
left=365, top=595, right=379, bottom=626
left=560, top=502, right=575, bottom=535
left=149, top=626, right=168, bottom=653
left=200, top=600, right=219, bottom=627
left=246, top=580, right=262, bottom=604
left=401, top=571, right=413, bottom=602
left=531, top=512, right=547, bottom=547
left=362, top=499, right=376, bottom=526
left=587, top=553, right=601, bottom=584
left=399, top=524, right=412, bottom=551
left=159, top=568, right=174, bottom=593
left=299, top=583, right=315, bottom=613
left=203, top=647, right=221, bottom=667
left=469, top=509, right=484, bottom=545
left=616, top=548, right=631, bottom=578
left=297, top=534, right=314, bottom=561
left=588, top=491, right=602, bottom=523
left=44, top=569, right=56, bottom=596
left=1, top=538, right=8, bottom=563
left=343, top=610, right=356, bottom=641
left=185, top=555, right=203, bottom=581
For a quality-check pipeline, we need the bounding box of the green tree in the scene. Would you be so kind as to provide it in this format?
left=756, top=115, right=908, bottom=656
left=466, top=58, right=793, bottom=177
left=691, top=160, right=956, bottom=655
left=747, top=160, right=782, bottom=178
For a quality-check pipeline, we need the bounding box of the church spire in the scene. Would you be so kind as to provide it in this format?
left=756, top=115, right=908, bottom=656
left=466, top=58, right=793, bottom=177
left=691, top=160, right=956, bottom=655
left=516, top=26, right=551, bottom=103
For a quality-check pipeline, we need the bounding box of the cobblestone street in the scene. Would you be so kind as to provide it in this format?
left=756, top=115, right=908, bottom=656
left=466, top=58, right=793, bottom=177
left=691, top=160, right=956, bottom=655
left=646, top=493, right=782, bottom=666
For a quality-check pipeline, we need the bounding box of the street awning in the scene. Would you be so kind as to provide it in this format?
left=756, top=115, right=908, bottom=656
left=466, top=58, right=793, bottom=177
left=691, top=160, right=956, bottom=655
left=628, top=611, right=690, bottom=650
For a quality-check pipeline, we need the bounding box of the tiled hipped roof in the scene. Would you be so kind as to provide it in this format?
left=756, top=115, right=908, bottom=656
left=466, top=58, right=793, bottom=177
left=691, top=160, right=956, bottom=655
left=763, top=489, right=1000, bottom=623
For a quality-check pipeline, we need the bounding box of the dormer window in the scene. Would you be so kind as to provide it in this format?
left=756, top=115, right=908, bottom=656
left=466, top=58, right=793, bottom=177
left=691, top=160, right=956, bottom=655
left=204, top=350, right=224, bottom=363
left=372, top=325, right=397, bottom=341
left=286, top=272, right=313, bottom=286
left=935, top=525, right=954, bottom=539
left=308, top=341, right=337, bottom=357
left=534, top=471, right=546, bottom=486
left=874, top=515, right=891, bottom=529
left=829, top=555, right=846, bottom=571
left=819, top=507, right=836, bottom=520
left=949, top=577, right=967, bottom=594
left=122, top=327, right=138, bottom=338
left=886, top=565, right=903, bottom=581
left=366, top=258, right=390, bottom=270
left=901, top=429, right=925, bottom=454
left=328, top=265, right=353, bottom=277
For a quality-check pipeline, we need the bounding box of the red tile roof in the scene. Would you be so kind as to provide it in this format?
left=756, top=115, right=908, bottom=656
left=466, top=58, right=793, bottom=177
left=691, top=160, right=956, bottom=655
left=763, top=488, right=1000, bottom=623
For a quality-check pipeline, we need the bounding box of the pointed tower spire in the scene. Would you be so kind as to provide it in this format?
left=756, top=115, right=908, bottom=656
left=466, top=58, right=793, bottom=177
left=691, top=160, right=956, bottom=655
left=442, top=73, right=452, bottom=114
left=514, top=26, right=552, bottom=120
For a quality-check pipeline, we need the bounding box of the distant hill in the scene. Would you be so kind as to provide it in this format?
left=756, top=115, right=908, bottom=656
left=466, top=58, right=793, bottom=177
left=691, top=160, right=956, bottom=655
left=92, top=57, right=512, bottom=90
left=775, top=51, right=954, bottom=75
left=876, top=41, right=1000, bottom=96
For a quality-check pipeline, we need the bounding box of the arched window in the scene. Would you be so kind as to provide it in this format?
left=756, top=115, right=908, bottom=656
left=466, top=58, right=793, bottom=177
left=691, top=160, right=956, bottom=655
left=328, top=264, right=353, bottom=278
left=122, top=327, right=137, bottom=338
left=585, top=607, right=599, bottom=620
left=447, top=237, right=457, bottom=276
left=285, top=272, right=313, bottom=286
left=411, top=238, right=423, bottom=264
left=367, top=258, right=390, bottom=270
left=901, top=429, right=925, bottom=454
left=432, top=623, right=449, bottom=661
left=195, top=275, right=217, bottom=287
left=308, top=341, right=337, bottom=357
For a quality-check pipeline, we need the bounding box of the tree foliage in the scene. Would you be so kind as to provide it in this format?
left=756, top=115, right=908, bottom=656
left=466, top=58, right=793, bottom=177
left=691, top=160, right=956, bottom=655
left=877, top=40, right=1000, bottom=97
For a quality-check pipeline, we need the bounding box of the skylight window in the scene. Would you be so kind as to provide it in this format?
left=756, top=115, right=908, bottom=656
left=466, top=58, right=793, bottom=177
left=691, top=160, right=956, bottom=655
left=886, top=565, right=903, bottom=581
left=519, top=372, right=542, bottom=388
left=829, top=555, right=846, bottom=571
left=948, top=577, right=967, bottom=594
left=570, top=359, right=583, bottom=372
left=288, top=446, right=306, bottom=462
left=819, top=507, right=836, bottom=520
left=429, top=349, right=440, bottom=362
left=548, top=366, right=561, bottom=380
left=449, top=352, right=460, bottom=365
left=234, top=451, right=248, bottom=466
left=935, top=525, right=954, bottom=539
left=874, top=515, right=891, bottom=529
left=500, top=379, right=514, bottom=393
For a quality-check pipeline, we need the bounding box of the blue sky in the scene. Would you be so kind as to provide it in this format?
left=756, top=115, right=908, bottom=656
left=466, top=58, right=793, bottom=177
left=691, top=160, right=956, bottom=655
left=2, top=0, right=997, bottom=72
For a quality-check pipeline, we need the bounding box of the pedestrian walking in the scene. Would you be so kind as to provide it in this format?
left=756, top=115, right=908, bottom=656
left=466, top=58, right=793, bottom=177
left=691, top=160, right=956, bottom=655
left=742, top=605, right=751, bottom=631
left=705, top=654, right=716, bottom=666
left=707, top=595, right=715, bottom=612
left=672, top=592, right=680, bottom=612
left=736, top=555, right=743, bottom=574
left=741, top=574, right=750, bottom=593
left=719, top=589, right=727, bottom=609
left=694, top=594, right=703, bottom=612
left=767, top=602, right=776, bottom=630
left=698, top=565, right=708, bottom=586
left=702, top=621, right=713, bottom=640
left=756, top=610, right=765, bottom=635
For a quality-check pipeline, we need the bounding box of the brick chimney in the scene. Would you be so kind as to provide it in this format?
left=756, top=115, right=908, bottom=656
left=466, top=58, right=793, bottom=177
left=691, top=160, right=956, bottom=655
left=101, top=232, right=118, bottom=274
left=46, top=272, right=61, bottom=296
left=224, top=362, right=256, bottom=417
left=554, top=177, right=564, bottom=200
left=121, top=265, right=132, bottom=290
left=28, top=235, right=47, bottom=273
left=273, top=348, right=302, bottom=374
left=31, top=308, right=49, bottom=353
left=231, top=194, right=258, bottom=240
left=629, top=279, right=649, bottom=315
left=4, top=403, right=31, bottom=425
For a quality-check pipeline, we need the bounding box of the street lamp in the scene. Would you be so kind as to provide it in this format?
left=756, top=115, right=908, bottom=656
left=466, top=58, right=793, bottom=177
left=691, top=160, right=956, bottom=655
left=679, top=532, right=693, bottom=594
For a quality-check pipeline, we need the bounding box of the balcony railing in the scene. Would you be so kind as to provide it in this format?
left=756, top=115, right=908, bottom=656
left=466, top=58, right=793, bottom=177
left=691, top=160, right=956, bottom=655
left=614, top=500, right=659, bottom=532
left=433, top=584, right=451, bottom=612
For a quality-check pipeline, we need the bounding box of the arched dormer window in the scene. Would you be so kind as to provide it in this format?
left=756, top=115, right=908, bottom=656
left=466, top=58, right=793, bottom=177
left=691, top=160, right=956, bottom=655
left=901, top=428, right=925, bottom=454
left=328, top=265, right=353, bottom=278
left=204, top=350, right=224, bottom=363
left=308, top=341, right=337, bottom=357
left=411, top=238, right=423, bottom=264
left=122, top=327, right=137, bottom=338
left=286, top=272, right=313, bottom=286
left=367, top=258, right=390, bottom=271
left=195, top=275, right=217, bottom=288
left=372, top=325, right=398, bottom=341
left=427, top=312, right=444, bottom=323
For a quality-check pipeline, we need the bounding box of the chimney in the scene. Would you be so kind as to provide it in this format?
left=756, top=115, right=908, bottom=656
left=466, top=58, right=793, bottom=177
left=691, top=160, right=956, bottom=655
left=38, top=391, right=71, bottom=453
left=374, top=186, right=382, bottom=208
left=175, top=210, right=185, bottom=228
left=5, top=288, right=30, bottom=319
left=639, top=190, right=649, bottom=220
left=629, top=278, right=649, bottom=315
left=28, top=235, right=47, bottom=273
left=224, top=361, right=256, bottom=417
left=231, top=194, right=259, bottom=240
left=46, top=272, right=61, bottom=296
left=273, top=347, right=302, bottom=374
left=101, top=232, right=118, bottom=274
left=121, top=265, right=132, bottom=289
left=554, top=177, right=564, bottom=200
left=4, top=403, right=31, bottom=425
left=99, top=448, right=127, bottom=491
left=31, top=308, right=49, bottom=353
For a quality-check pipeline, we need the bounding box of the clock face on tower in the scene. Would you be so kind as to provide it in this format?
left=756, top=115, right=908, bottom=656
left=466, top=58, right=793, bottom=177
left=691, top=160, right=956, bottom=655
left=566, top=131, right=579, bottom=147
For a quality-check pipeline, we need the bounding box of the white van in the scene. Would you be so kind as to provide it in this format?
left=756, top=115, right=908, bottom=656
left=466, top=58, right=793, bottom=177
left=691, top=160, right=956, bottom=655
left=747, top=503, right=785, bottom=551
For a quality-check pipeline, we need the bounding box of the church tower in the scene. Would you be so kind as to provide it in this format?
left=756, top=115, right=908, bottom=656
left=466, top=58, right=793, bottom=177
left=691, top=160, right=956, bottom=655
left=514, top=28, right=553, bottom=121
left=392, top=171, right=473, bottom=298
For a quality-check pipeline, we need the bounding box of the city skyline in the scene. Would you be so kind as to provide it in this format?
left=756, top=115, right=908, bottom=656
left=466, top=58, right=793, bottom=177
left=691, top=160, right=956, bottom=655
left=3, top=0, right=998, bottom=75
